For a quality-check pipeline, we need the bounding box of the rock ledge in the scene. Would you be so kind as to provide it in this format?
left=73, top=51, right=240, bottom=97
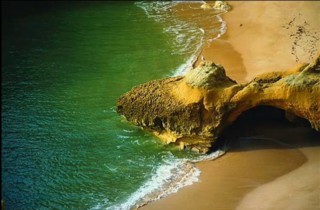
left=117, top=56, right=320, bottom=153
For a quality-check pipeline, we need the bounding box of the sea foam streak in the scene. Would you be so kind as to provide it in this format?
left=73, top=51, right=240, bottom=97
left=135, top=1, right=227, bottom=76
left=94, top=2, right=229, bottom=209
left=100, top=149, right=225, bottom=210
left=104, top=156, right=199, bottom=210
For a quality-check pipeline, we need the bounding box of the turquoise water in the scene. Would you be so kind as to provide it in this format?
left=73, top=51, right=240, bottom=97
left=2, top=2, right=224, bottom=209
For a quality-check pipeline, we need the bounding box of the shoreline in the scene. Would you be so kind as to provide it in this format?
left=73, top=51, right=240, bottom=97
left=140, top=1, right=320, bottom=210
left=195, top=1, right=320, bottom=83
left=141, top=120, right=320, bottom=210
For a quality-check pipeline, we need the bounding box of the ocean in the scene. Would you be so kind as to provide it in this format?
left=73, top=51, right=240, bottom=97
left=1, top=1, right=226, bottom=209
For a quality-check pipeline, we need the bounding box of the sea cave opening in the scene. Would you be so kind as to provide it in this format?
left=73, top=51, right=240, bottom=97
left=212, top=105, right=319, bottom=152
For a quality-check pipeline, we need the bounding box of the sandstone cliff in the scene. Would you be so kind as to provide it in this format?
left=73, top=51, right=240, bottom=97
left=117, top=56, right=320, bottom=153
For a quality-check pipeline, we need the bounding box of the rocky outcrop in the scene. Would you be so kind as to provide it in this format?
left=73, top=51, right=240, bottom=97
left=117, top=56, right=320, bottom=153
left=201, top=1, right=232, bottom=11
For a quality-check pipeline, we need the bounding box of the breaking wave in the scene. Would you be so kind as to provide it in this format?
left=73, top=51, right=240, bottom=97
left=100, top=149, right=225, bottom=210
left=135, top=1, right=227, bottom=76
left=91, top=2, right=229, bottom=209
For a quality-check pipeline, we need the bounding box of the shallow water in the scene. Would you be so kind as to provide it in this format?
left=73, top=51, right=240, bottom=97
left=1, top=2, right=225, bottom=209
left=2, top=2, right=319, bottom=210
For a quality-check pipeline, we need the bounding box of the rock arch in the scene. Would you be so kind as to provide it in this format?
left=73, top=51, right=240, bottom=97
left=117, top=56, right=320, bottom=153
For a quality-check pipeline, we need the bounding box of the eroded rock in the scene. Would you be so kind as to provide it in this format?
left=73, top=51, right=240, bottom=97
left=201, top=1, right=232, bottom=11
left=117, top=56, right=320, bottom=153
left=185, top=61, right=236, bottom=88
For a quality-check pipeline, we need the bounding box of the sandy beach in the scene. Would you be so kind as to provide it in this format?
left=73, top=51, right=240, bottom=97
left=141, top=1, right=320, bottom=210
left=142, top=118, right=320, bottom=210
left=195, top=1, right=320, bottom=83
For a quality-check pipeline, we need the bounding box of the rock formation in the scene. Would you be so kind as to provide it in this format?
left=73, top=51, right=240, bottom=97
left=201, top=1, right=232, bottom=11
left=117, top=55, right=320, bottom=153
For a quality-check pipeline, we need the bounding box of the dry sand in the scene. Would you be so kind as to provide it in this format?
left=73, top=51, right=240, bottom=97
left=141, top=118, right=320, bottom=210
left=141, top=1, right=320, bottom=210
left=195, top=1, right=320, bottom=83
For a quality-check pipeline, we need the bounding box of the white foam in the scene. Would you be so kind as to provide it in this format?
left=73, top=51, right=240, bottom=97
left=207, top=14, right=227, bottom=43
left=136, top=1, right=229, bottom=77
left=122, top=129, right=135, bottom=133
left=93, top=2, right=230, bottom=209
left=102, top=156, right=200, bottom=210
left=171, top=38, right=203, bottom=76
left=190, top=148, right=226, bottom=163
left=117, top=134, right=131, bottom=139
left=135, top=1, right=205, bottom=76
left=94, top=148, right=226, bottom=210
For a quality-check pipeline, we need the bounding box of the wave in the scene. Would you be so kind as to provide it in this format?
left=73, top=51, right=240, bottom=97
left=99, top=149, right=225, bottom=210
left=92, top=2, right=229, bottom=209
left=135, top=1, right=227, bottom=76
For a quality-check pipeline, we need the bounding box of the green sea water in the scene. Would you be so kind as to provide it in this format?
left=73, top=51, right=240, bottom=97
left=4, top=2, right=319, bottom=210
left=2, top=2, right=225, bottom=209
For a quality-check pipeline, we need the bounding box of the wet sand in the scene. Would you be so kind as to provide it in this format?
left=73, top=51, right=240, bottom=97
left=142, top=111, right=320, bottom=210
left=195, top=1, right=320, bottom=83
left=141, top=1, right=320, bottom=210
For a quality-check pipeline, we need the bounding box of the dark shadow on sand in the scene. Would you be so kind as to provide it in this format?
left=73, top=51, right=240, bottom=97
left=214, top=106, right=320, bottom=153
